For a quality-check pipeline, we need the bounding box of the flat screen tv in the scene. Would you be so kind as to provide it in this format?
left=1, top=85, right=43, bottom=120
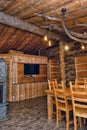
left=24, top=63, right=39, bottom=75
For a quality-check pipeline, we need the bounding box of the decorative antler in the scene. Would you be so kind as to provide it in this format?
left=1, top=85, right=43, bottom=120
left=35, top=9, right=87, bottom=43
left=41, top=24, right=63, bottom=32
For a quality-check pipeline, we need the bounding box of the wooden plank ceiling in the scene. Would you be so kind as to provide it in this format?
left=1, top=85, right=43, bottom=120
left=0, top=0, right=87, bottom=54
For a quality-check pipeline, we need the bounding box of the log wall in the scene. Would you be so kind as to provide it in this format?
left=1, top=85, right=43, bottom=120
left=0, top=51, right=48, bottom=101
left=64, top=42, right=87, bottom=86
left=42, top=41, right=87, bottom=87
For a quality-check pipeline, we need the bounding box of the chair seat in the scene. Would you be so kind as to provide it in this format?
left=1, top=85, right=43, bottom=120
left=58, top=102, right=73, bottom=111
left=75, top=108, right=87, bottom=118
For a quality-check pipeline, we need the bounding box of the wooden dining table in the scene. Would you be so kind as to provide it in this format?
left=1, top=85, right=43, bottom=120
left=45, top=88, right=71, bottom=120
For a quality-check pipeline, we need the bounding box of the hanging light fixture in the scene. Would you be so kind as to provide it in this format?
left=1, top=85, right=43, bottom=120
left=48, top=40, right=52, bottom=46
left=81, top=44, right=85, bottom=50
left=64, top=45, right=69, bottom=51
left=44, top=35, right=48, bottom=41
left=35, top=8, right=87, bottom=44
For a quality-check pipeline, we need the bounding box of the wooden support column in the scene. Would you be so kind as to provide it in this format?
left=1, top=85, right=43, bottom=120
left=59, top=41, right=66, bottom=84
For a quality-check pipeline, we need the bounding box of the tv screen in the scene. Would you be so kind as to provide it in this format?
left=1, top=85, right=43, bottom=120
left=24, top=63, right=39, bottom=75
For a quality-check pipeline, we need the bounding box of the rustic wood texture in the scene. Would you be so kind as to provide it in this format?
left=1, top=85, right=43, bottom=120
left=64, top=42, right=87, bottom=87
left=75, top=56, right=87, bottom=79
left=59, top=41, right=66, bottom=84
left=0, top=11, right=60, bottom=41
left=0, top=52, right=48, bottom=101
left=48, top=60, right=59, bottom=80
left=0, top=0, right=86, bottom=54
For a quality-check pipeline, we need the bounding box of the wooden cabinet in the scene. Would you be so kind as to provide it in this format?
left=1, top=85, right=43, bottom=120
left=75, top=56, right=87, bottom=79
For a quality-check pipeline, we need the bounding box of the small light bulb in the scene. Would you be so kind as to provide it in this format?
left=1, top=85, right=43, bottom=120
left=81, top=45, right=85, bottom=50
left=48, top=40, right=52, bottom=46
left=65, top=45, right=69, bottom=51
left=44, top=35, right=48, bottom=41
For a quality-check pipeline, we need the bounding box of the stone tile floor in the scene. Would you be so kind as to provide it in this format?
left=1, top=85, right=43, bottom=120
left=0, top=96, right=87, bottom=130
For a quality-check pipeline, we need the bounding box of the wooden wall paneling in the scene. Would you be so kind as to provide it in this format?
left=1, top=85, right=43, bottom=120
left=25, top=84, right=29, bottom=99
left=37, top=83, right=41, bottom=97
left=41, top=83, right=44, bottom=96
left=19, top=84, right=25, bottom=100
left=28, top=57, right=32, bottom=63
left=9, top=50, right=24, bottom=54
left=22, top=56, right=26, bottom=63
left=17, top=63, right=24, bottom=82
left=12, top=84, right=20, bottom=101
left=80, top=0, right=87, bottom=8
left=41, top=57, right=48, bottom=64
left=31, top=83, right=35, bottom=98
left=8, top=57, right=13, bottom=101
left=25, top=56, right=29, bottom=63
left=39, top=83, right=42, bottom=97
left=25, top=83, right=32, bottom=99
left=29, top=83, right=32, bottom=99
left=13, top=56, right=18, bottom=62
left=42, top=82, right=48, bottom=96
left=40, top=83, right=43, bottom=96
left=12, top=62, right=18, bottom=84
left=0, top=53, right=48, bottom=101
left=31, top=57, right=36, bottom=63
left=16, top=56, right=22, bottom=63
left=36, top=57, right=41, bottom=63
left=34, top=83, right=38, bottom=98
left=35, top=57, right=38, bottom=64
left=40, top=82, right=43, bottom=96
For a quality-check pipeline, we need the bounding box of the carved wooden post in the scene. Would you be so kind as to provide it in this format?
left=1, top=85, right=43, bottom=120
left=59, top=41, right=66, bottom=84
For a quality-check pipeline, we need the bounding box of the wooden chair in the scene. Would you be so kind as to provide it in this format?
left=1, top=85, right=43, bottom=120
left=54, top=81, right=73, bottom=130
left=48, top=79, right=63, bottom=120
left=48, top=79, right=58, bottom=90
left=48, top=79, right=55, bottom=90
left=48, top=80, right=56, bottom=115
left=70, top=82, right=87, bottom=130
left=75, top=79, right=87, bottom=126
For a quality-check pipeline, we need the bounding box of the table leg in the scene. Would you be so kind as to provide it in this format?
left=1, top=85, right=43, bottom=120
left=47, top=94, right=53, bottom=120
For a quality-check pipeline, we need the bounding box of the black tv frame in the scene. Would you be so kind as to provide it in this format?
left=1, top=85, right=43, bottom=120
left=24, top=63, right=39, bottom=76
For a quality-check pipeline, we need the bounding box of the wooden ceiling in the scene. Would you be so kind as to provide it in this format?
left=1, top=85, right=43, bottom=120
left=0, top=0, right=87, bottom=54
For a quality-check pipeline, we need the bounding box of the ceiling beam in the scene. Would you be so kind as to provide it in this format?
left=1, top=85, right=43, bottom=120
left=0, top=11, right=60, bottom=41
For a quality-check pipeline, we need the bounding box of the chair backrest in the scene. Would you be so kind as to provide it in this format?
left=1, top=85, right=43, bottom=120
left=48, top=80, right=55, bottom=90
left=70, top=81, right=87, bottom=117
left=48, top=79, right=58, bottom=90
left=54, top=81, right=67, bottom=108
left=75, top=78, right=86, bottom=85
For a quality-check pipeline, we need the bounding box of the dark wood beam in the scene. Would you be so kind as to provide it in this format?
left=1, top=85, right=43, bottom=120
left=0, top=11, right=60, bottom=41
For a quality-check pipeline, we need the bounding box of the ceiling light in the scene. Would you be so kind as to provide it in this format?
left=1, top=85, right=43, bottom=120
left=48, top=40, right=52, bottom=46
left=65, top=45, right=69, bottom=51
left=81, top=44, right=85, bottom=50
left=44, top=35, right=48, bottom=41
